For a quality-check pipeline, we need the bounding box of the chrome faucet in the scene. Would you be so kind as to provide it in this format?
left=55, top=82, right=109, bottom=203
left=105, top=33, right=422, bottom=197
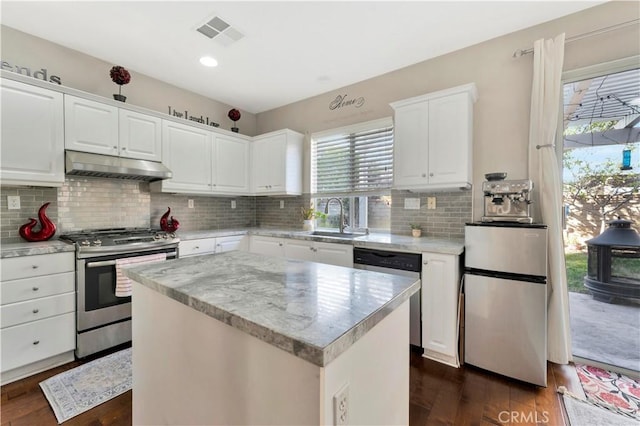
left=324, top=198, right=346, bottom=233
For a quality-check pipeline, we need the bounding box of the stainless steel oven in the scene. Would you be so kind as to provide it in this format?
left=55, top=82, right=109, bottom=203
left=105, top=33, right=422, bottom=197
left=60, top=228, right=179, bottom=358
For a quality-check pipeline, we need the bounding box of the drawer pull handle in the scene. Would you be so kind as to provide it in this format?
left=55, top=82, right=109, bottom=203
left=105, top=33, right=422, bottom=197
left=33, top=340, right=40, bottom=345
left=32, top=287, right=39, bottom=291
left=32, top=265, right=39, bottom=269
left=32, top=309, right=39, bottom=314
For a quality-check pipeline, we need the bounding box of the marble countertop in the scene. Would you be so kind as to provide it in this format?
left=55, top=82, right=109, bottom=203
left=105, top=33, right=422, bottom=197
left=123, top=251, right=420, bottom=367
left=0, top=239, right=75, bottom=258
left=177, top=228, right=465, bottom=255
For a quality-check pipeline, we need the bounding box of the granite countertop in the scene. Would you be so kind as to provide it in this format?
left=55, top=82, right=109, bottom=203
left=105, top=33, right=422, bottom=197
left=0, top=239, right=75, bottom=259
left=177, top=228, right=465, bottom=255
left=123, top=251, right=420, bottom=367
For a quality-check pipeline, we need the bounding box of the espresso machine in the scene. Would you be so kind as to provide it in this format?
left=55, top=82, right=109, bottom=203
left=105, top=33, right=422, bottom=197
left=481, top=173, right=533, bottom=223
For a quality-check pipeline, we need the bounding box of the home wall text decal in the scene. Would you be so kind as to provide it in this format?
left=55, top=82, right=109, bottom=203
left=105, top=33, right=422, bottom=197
left=329, top=94, right=365, bottom=110
left=167, top=106, right=220, bottom=128
left=1, top=59, right=62, bottom=84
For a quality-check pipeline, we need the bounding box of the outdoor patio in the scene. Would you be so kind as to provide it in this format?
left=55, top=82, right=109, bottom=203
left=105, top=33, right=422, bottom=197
left=569, top=291, right=640, bottom=372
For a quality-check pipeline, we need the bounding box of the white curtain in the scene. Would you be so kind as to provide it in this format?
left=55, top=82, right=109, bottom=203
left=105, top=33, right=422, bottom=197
left=528, top=33, right=573, bottom=364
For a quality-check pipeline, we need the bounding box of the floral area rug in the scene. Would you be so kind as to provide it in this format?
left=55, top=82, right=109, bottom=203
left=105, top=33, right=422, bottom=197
left=576, top=363, right=640, bottom=421
left=39, top=348, right=131, bottom=423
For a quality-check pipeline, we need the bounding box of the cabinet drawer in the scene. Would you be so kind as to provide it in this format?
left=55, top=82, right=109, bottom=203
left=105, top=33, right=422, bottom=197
left=1, top=272, right=75, bottom=305
left=179, top=239, right=216, bottom=257
left=1, top=312, right=75, bottom=373
left=1, top=292, right=75, bottom=328
left=1, top=252, right=74, bottom=281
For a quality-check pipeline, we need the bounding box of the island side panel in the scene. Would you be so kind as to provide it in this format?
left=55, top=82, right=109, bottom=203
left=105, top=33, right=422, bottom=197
left=322, top=300, right=410, bottom=425
left=132, top=282, right=321, bottom=425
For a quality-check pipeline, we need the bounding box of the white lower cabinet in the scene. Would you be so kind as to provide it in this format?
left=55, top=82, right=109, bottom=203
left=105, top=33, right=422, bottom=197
left=421, top=251, right=461, bottom=368
left=0, top=252, right=76, bottom=385
left=179, top=235, right=248, bottom=258
left=249, top=236, right=286, bottom=257
left=284, top=239, right=354, bottom=268
left=215, top=235, right=248, bottom=253
left=179, top=238, right=217, bottom=258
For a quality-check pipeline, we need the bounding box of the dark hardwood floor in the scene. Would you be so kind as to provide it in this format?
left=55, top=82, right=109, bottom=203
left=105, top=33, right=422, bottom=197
left=1, top=349, right=584, bottom=425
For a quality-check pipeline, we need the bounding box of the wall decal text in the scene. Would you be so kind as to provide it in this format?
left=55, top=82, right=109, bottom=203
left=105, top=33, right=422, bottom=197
left=168, top=106, right=220, bottom=127
left=329, top=94, right=365, bottom=110
left=1, top=60, right=62, bottom=84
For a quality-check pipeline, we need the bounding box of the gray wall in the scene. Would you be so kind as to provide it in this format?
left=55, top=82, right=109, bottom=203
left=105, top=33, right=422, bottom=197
left=254, top=2, right=640, bottom=222
left=1, top=2, right=637, bottom=242
left=0, top=25, right=257, bottom=136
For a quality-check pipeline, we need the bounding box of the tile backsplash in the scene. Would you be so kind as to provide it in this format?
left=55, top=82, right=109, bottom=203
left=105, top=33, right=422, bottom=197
left=390, top=190, right=471, bottom=239
left=57, top=177, right=150, bottom=232
left=150, top=193, right=255, bottom=231
left=1, top=179, right=472, bottom=243
left=0, top=186, right=59, bottom=243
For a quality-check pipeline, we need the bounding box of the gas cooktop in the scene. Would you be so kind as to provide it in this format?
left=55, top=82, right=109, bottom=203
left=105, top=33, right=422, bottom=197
left=60, top=227, right=179, bottom=253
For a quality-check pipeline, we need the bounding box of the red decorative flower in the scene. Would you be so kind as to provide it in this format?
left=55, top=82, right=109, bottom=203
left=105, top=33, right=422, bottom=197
left=110, top=66, right=131, bottom=86
left=228, top=108, right=241, bottom=122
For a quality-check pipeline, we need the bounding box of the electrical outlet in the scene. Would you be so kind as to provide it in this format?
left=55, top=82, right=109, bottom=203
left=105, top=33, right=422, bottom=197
left=231, top=200, right=236, bottom=209
left=188, top=199, right=194, bottom=209
left=333, top=383, right=349, bottom=426
left=7, top=196, right=20, bottom=210
left=280, top=200, right=284, bottom=209
left=427, top=197, right=437, bottom=210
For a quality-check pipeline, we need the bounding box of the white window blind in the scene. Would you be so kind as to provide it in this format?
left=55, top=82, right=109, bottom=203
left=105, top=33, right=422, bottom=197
left=311, top=118, right=393, bottom=195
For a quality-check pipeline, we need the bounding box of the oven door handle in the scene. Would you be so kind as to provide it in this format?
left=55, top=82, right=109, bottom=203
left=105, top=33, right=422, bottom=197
left=86, top=252, right=177, bottom=268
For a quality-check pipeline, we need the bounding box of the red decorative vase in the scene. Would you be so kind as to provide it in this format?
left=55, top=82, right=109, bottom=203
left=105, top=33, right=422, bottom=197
left=19, top=202, right=56, bottom=242
left=160, top=207, right=180, bottom=232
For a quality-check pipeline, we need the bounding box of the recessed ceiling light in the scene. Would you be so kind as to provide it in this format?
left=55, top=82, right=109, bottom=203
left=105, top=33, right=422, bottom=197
left=199, top=56, right=218, bottom=67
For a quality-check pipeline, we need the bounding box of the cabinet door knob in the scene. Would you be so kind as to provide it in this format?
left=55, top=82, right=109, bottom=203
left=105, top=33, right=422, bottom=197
left=423, top=260, right=428, bottom=265
left=32, top=309, right=39, bottom=314
left=278, top=243, right=283, bottom=247
left=33, top=340, right=40, bottom=345
left=122, top=147, right=126, bottom=151
left=31, top=265, right=39, bottom=269
left=430, top=173, right=434, bottom=177
left=194, top=246, right=200, bottom=250
left=113, top=146, right=118, bottom=149
left=32, top=287, right=39, bottom=291
left=421, top=173, right=426, bottom=178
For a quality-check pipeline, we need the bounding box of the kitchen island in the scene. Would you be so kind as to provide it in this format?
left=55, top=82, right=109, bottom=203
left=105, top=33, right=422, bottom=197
left=124, top=251, right=419, bottom=425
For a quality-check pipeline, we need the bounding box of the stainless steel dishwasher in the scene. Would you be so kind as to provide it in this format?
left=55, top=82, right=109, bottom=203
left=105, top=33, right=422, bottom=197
left=353, top=247, right=422, bottom=348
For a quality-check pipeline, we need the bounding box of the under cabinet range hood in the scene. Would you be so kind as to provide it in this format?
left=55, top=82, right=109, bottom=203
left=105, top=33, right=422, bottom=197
left=65, top=150, right=172, bottom=182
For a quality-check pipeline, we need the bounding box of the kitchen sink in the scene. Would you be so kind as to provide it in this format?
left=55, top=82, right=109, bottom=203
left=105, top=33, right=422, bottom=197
left=309, top=231, right=366, bottom=240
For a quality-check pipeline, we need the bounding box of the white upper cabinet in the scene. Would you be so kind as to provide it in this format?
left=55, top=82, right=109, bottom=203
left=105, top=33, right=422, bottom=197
left=119, top=109, right=162, bottom=162
left=0, top=79, right=65, bottom=187
left=212, top=134, right=250, bottom=194
left=64, top=95, right=119, bottom=156
left=150, top=120, right=251, bottom=195
left=153, top=120, right=213, bottom=194
left=252, top=129, right=303, bottom=196
left=391, top=83, right=477, bottom=191
left=64, top=95, right=161, bottom=161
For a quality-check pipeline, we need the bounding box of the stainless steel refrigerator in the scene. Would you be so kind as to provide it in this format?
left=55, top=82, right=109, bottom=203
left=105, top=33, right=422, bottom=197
left=464, top=223, right=548, bottom=386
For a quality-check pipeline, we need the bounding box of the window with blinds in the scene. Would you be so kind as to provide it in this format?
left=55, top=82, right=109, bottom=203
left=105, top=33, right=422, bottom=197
left=311, top=118, right=393, bottom=195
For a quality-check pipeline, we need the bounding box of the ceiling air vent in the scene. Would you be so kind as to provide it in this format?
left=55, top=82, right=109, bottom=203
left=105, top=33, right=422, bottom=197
left=196, top=16, right=244, bottom=46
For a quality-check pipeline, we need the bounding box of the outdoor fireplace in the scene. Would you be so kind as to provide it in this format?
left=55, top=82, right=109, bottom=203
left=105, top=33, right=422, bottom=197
left=584, top=218, right=640, bottom=303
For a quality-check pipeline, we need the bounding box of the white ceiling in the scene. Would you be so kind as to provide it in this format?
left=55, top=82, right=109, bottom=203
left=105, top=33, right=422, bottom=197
left=1, top=1, right=603, bottom=114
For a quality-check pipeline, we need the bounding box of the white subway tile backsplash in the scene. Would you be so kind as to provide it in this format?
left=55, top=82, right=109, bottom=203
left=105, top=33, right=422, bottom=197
left=1, top=180, right=472, bottom=243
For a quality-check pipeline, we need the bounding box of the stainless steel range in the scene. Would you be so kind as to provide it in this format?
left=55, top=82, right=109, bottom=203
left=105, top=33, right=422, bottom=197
left=60, top=228, right=179, bottom=358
